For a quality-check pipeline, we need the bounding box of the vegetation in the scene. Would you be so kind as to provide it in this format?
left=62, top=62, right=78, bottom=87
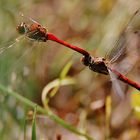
left=0, top=0, right=140, bottom=140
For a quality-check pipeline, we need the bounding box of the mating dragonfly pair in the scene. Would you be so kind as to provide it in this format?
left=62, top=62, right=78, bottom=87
left=1, top=10, right=140, bottom=98
left=16, top=10, right=140, bottom=94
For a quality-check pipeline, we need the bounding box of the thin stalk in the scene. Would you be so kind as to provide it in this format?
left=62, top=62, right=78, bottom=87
left=0, top=84, right=93, bottom=140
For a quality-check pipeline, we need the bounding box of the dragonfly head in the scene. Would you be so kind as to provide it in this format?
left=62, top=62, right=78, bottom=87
left=16, top=22, right=29, bottom=34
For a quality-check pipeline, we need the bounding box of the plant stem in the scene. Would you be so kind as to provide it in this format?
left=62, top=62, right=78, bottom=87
left=0, top=84, right=93, bottom=140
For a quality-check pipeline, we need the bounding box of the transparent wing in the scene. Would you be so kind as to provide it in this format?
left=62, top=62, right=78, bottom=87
left=19, top=12, right=41, bottom=25
left=108, top=71, right=132, bottom=130
left=108, top=69, right=125, bottom=99
left=0, top=36, right=25, bottom=55
left=106, top=10, right=140, bottom=74
left=112, top=31, right=140, bottom=74
left=106, top=10, right=139, bottom=61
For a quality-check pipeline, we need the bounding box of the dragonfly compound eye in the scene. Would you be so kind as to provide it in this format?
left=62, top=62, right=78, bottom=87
left=16, top=22, right=28, bottom=34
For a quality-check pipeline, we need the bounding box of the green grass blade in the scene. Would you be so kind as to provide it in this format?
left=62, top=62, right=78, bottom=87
left=0, top=84, right=93, bottom=140
left=31, top=105, right=37, bottom=140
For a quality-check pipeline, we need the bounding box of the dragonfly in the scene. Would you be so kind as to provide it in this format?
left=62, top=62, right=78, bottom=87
left=16, top=10, right=140, bottom=94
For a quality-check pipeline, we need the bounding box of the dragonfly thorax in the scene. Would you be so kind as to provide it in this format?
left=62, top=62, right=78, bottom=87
left=81, top=55, right=109, bottom=75
left=17, top=22, right=48, bottom=42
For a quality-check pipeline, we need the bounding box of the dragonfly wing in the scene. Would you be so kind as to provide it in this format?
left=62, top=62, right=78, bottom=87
left=109, top=69, right=132, bottom=130
left=110, top=92, right=132, bottom=130
left=106, top=29, right=127, bottom=63
left=0, top=35, right=24, bottom=55
left=108, top=69, right=125, bottom=99
left=5, top=45, right=34, bottom=78
left=107, top=10, right=140, bottom=74
left=111, top=30, right=140, bottom=74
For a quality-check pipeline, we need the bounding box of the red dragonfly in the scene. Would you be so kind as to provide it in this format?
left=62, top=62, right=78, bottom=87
left=16, top=11, right=140, bottom=93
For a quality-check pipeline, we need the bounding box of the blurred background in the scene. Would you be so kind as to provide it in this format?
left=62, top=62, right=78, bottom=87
left=0, top=0, right=140, bottom=139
